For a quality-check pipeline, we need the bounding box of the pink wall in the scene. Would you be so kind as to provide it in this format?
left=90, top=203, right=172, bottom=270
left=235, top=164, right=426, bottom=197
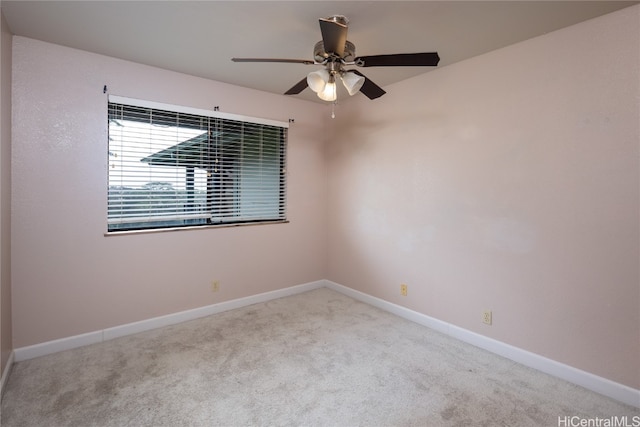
left=10, top=37, right=328, bottom=348
left=327, top=6, right=640, bottom=389
left=0, top=10, right=12, bottom=374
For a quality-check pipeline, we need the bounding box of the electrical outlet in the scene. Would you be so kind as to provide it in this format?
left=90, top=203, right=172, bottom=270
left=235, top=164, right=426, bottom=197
left=482, top=310, right=492, bottom=325
left=211, top=280, right=220, bottom=293
left=400, top=284, right=408, bottom=296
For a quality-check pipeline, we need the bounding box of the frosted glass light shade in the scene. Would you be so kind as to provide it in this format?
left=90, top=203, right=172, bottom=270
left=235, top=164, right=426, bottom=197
left=318, top=81, right=337, bottom=102
left=307, top=70, right=330, bottom=93
left=341, top=71, right=365, bottom=96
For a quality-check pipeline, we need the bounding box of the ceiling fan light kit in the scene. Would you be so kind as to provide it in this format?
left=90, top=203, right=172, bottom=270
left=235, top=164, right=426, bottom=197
left=232, top=14, right=440, bottom=113
left=307, top=68, right=364, bottom=101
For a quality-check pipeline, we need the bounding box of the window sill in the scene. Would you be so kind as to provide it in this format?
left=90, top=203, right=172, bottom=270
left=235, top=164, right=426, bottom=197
left=104, top=220, right=289, bottom=237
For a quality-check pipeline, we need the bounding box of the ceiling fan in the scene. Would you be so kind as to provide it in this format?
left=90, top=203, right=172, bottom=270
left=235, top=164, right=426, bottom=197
left=232, top=15, right=440, bottom=103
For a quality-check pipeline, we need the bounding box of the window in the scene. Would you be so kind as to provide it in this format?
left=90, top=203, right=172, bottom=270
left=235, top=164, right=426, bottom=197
left=107, top=96, right=287, bottom=232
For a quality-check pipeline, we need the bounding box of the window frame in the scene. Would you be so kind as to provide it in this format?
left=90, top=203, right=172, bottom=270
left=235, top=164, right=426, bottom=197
left=106, top=95, right=288, bottom=234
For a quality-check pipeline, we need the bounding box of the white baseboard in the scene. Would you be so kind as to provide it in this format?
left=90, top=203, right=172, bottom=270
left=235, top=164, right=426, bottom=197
left=324, top=280, right=640, bottom=409
left=0, top=350, right=14, bottom=400
left=14, top=280, right=325, bottom=362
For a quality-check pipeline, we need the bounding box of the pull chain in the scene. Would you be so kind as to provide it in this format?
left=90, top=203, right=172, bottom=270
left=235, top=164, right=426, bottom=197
left=331, top=101, right=336, bottom=119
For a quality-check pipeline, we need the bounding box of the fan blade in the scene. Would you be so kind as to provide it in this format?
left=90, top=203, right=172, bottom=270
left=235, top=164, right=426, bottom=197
left=232, top=58, right=315, bottom=65
left=355, top=52, right=440, bottom=67
left=319, top=18, right=347, bottom=57
left=284, top=77, right=309, bottom=95
left=351, top=70, right=386, bottom=100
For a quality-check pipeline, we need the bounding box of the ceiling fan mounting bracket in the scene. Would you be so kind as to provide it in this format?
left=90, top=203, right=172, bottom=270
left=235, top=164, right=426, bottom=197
left=324, top=15, right=349, bottom=26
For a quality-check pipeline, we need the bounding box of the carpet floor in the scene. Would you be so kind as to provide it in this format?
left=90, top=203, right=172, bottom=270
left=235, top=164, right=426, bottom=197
left=1, top=287, right=638, bottom=426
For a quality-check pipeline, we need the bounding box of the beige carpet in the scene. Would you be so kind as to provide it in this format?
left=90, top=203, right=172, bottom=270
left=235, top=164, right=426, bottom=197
left=1, top=288, right=638, bottom=426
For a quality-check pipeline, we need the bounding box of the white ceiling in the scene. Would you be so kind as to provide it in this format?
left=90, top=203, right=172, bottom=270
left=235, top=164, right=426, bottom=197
left=2, top=1, right=637, bottom=103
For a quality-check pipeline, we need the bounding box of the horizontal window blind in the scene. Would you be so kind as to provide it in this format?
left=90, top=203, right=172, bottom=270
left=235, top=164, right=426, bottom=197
left=107, top=99, right=287, bottom=232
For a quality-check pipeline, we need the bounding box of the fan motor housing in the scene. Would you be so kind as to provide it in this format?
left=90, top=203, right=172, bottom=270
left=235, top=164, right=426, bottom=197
left=314, top=40, right=356, bottom=63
